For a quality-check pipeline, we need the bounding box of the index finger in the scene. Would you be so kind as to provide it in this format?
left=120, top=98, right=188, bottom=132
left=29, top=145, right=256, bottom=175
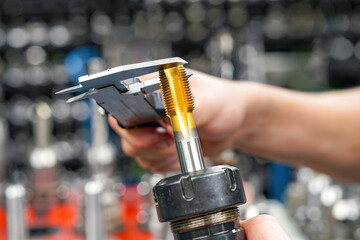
left=108, top=115, right=172, bottom=149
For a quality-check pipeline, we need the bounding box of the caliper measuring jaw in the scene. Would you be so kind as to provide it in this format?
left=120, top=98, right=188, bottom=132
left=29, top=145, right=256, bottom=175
left=56, top=57, right=191, bottom=128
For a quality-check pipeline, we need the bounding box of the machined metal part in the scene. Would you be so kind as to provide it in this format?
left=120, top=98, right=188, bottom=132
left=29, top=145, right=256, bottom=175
left=0, top=118, right=8, bottom=185
left=158, top=64, right=205, bottom=174
left=170, top=207, right=240, bottom=233
left=33, top=102, right=52, bottom=148
left=153, top=59, right=246, bottom=239
left=87, top=59, right=116, bottom=177
left=153, top=166, right=246, bottom=240
left=87, top=100, right=120, bottom=234
left=30, top=102, right=58, bottom=213
left=174, top=129, right=205, bottom=173
left=84, top=180, right=107, bottom=240
left=5, top=184, right=28, bottom=240
left=57, top=57, right=192, bottom=129
left=172, top=207, right=244, bottom=240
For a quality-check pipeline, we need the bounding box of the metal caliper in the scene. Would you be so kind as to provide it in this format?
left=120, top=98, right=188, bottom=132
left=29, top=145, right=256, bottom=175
left=58, top=57, right=247, bottom=240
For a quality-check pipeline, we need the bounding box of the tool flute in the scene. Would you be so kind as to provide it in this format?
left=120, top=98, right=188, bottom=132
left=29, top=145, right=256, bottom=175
left=159, top=65, right=205, bottom=173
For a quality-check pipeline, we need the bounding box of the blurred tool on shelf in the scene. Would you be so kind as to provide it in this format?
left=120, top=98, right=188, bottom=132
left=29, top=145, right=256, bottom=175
left=84, top=180, right=107, bottom=240
left=0, top=1, right=359, bottom=239
left=0, top=119, right=8, bottom=192
left=29, top=102, right=58, bottom=214
left=285, top=168, right=360, bottom=240
left=5, top=184, right=27, bottom=240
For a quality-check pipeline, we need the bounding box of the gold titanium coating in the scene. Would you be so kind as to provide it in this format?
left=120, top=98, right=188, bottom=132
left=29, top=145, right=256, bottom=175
left=170, top=207, right=240, bottom=233
left=159, top=65, right=195, bottom=134
left=159, top=65, right=205, bottom=173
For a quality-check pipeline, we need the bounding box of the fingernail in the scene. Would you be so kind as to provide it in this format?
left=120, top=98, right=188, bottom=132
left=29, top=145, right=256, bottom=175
left=156, top=126, right=166, bottom=134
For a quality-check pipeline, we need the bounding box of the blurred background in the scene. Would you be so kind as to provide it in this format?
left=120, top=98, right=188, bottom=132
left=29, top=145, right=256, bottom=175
left=0, top=0, right=359, bottom=239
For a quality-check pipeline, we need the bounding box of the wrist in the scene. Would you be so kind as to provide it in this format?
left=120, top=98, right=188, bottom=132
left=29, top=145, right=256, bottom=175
left=230, top=81, right=269, bottom=148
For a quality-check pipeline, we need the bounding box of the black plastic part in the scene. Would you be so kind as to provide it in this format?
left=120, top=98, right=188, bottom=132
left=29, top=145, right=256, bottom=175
left=153, top=165, right=246, bottom=222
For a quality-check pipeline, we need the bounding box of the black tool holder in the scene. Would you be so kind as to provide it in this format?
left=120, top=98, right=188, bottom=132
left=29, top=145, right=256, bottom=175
left=153, top=165, right=247, bottom=240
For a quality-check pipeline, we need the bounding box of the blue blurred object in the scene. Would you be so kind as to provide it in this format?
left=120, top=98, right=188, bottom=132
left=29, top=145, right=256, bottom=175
left=64, top=45, right=101, bottom=83
left=268, top=163, right=293, bottom=202
left=64, top=46, right=102, bottom=145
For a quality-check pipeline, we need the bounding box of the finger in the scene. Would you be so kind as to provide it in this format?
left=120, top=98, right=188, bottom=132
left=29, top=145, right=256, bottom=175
left=138, top=72, right=159, bottom=82
left=153, top=159, right=180, bottom=172
left=240, top=215, right=290, bottom=240
left=137, top=155, right=180, bottom=173
left=188, top=69, right=221, bottom=127
left=109, top=116, right=172, bottom=150
left=121, top=137, right=176, bottom=160
left=199, top=139, right=233, bottom=157
left=159, top=119, right=173, bottom=135
left=136, top=155, right=177, bottom=171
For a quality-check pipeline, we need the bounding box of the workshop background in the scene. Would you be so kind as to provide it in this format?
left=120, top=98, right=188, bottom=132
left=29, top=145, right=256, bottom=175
left=0, top=0, right=359, bottom=239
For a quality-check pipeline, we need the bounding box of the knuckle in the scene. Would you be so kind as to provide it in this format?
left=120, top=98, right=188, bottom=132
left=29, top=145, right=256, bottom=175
left=136, top=157, right=151, bottom=169
left=121, top=141, right=137, bottom=157
left=132, top=140, right=150, bottom=150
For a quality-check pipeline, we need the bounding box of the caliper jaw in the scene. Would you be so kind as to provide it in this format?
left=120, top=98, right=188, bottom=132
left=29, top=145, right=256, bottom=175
left=57, top=57, right=188, bottom=129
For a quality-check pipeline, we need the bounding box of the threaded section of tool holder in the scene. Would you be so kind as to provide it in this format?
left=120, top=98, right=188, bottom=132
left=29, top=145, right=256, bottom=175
left=170, top=207, right=240, bottom=233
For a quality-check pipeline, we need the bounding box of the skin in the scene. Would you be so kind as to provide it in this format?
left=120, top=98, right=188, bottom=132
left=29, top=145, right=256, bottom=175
left=108, top=69, right=360, bottom=238
left=109, top=69, right=360, bottom=182
left=240, top=215, right=290, bottom=240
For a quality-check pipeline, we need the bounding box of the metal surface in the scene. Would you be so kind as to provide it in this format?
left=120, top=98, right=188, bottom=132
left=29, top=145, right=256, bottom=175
left=86, top=58, right=120, bottom=233
left=87, top=58, right=116, bottom=178
left=29, top=102, right=58, bottom=214
left=5, top=184, right=28, bottom=240
left=153, top=166, right=246, bottom=240
left=30, top=102, right=56, bottom=168
left=57, top=57, right=187, bottom=94
left=84, top=180, right=107, bottom=240
left=0, top=119, right=8, bottom=184
left=33, top=102, right=52, bottom=149
left=154, top=58, right=246, bottom=239
left=170, top=207, right=240, bottom=233
left=57, top=57, right=194, bottom=129
left=174, top=130, right=204, bottom=173
left=159, top=64, right=205, bottom=173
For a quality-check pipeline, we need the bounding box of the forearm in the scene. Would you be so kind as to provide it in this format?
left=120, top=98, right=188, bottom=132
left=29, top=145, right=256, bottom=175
left=233, top=83, right=360, bottom=182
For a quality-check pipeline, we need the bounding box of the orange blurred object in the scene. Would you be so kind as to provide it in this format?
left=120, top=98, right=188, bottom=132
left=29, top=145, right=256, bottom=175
left=0, top=184, right=153, bottom=240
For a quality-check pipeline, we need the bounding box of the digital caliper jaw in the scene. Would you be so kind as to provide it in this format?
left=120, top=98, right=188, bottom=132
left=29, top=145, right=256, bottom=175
left=56, top=57, right=191, bottom=128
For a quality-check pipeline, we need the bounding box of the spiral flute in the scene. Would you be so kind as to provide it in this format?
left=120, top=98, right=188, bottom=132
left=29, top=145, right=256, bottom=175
left=159, top=64, right=205, bottom=173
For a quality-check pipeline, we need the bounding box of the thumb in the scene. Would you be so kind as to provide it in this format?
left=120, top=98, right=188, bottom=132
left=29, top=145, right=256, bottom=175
left=240, top=215, right=290, bottom=240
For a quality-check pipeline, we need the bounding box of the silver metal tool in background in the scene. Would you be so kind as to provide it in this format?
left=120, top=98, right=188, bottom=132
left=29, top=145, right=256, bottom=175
left=84, top=180, right=107, bottom=240
left=86, top=57, right=121, bottom=236
left=29, top=102, right=58, bottom=214
left=5, top=184, right=28, bottom=240
left=0, top=119, right=8, bottom=196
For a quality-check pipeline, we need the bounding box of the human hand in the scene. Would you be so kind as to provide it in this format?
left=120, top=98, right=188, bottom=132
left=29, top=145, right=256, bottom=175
left=241, top=215, right=290, bottom=239
left=109, top=70, right=257, bottom=172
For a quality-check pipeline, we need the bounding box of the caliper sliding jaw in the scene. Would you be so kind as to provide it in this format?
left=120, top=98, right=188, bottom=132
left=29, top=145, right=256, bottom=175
left=57, top=57, right=189, bottom=128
